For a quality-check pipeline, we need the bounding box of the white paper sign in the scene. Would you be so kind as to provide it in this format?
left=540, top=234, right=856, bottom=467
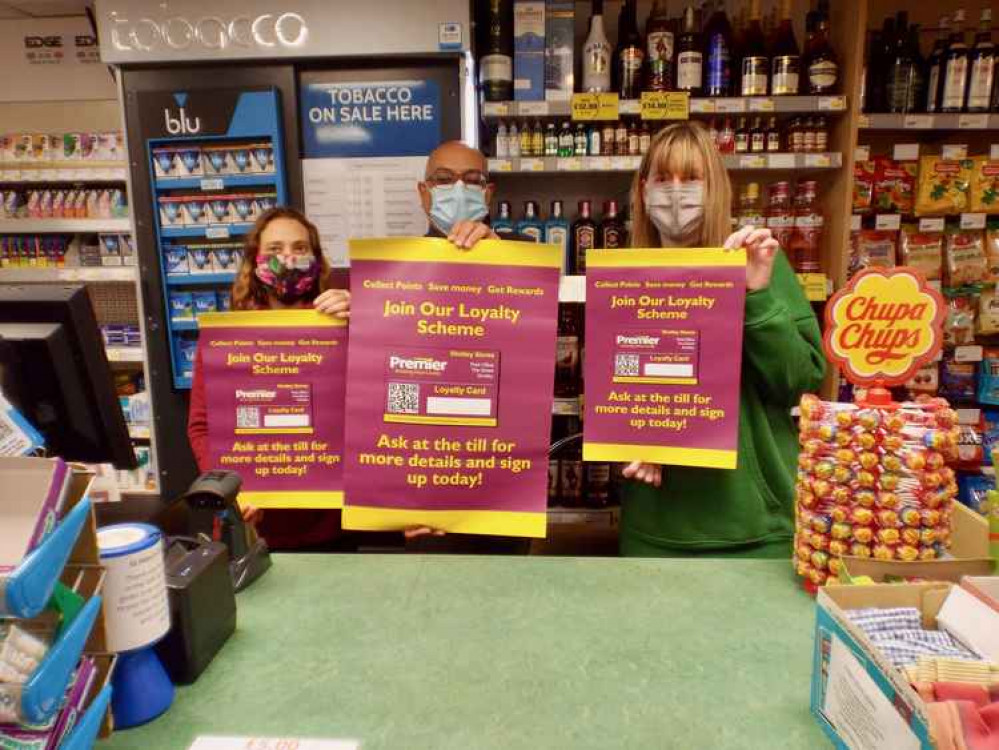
left=188, top=739, right=361, bottom=750
left=942, top=144, right=968, bottom=159
left=961, top=212, right=987, bottom=230
left=823, top=636, right=921, bottom=750
left=875, top=214, right=901, bottom=231
left=893, top=144, right=920, bottom=161
left=919, top=218, right=945, bottom=232
left=303, top=156, right=428, bottom=267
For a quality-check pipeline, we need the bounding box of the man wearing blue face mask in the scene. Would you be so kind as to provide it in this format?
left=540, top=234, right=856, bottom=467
left=418, top=141, right=529, bottom=248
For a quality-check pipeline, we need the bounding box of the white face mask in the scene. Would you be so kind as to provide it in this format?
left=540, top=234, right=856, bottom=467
left=643, top=180, right=705, bottom=247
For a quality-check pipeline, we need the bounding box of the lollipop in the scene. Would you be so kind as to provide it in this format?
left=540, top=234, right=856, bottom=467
left=897, top=545, right=919, bottom=561
left=850, top=543, right=872, bottom=558
left=853, top=526, right=874, bottom=544
left=873, top=544, right=895, bottom=561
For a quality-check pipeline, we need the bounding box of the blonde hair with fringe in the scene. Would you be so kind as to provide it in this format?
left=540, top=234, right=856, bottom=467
left=629, top=121, right=732, bottom=249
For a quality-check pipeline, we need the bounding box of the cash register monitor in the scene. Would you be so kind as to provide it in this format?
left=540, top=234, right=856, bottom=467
left=0, top=284, right=135, bottom=468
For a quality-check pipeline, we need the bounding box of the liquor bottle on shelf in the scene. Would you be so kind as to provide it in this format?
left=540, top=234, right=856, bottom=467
left=599, top=200, right=626, bottom=248
left=582, top=0, right=612, bottom=93
left=814, top=116, right=828, bottom=152
left=588, top=124, right=602, bottom=156
left=645, top=0, right=674, bottom=93
left=531, top=120, right=544, bottom=157
left=554, top=304, right=581, bottom=399
left=545, top=122, right=559, bottom=156
left=519, top=120, right=532, bottom=156
left=788, top=116, right=804, bottom=152
left=584, top=461, right=612, bottom=509
left=495, top=122, right=509, bottom=158
left=638, top=122, right=652, bottom=155
left=480, top=0, right=513, bottom=102
left=617, top=0, right=645, bottom=99
left=750, top=116, right=765, bottom=153
left=704, top=1, right=734, bottom=97
left=967, top=8, right=995, bottom=112
left=627, top=122, right=640, bottom=156
left=615, top=120, right=629, bottom=156
left=572, top=200, right=597, bottom=273
left=805, top=1, right=838, bottom=94
left=771, top=0, right=800, bottom=95
left=766, top=180, right=795, bottom=252
left=516, top=200, right=544, bottom=241
left=734, top=117, right=749, bottom=153
left=493, top=200, right=515, bottom=236
left=574, top=123, right=588, bottom=156
left=926, top=16, right=951, bottom=113
left=737, top=182, right=764, bottom=228
left=676, top=5, right=703, bottom=96
left=802, top=117, right=816, bottom=153
left=545, top=199, right=571, bottom=270
left=741, top=0, right=769, bottom=97
left=765, top=116, right=781, bottom=152
left=717, top=116, right=735, bottom=154
left=789, top=180, right=822, bottom=273
left=864, top=18, right=894, bottom=113
left=942, top=9, right=970, bottom=113
left=558, top=121, right=574, bottom=157
left=707, top=117, right=720, bottom=145
left=508, top=121, right=521, bottom=157
left=601, top=122, right=615, bottom=155
left=887, top=13, right=923, bottom=114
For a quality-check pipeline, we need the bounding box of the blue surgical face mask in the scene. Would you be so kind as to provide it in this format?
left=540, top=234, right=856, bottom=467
left=428, top=181, right=489, bottom=234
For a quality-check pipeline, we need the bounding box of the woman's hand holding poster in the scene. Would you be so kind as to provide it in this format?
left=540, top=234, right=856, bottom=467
left=342, top=238, right=560, bottom=538
left=199, top=309, right=347, bottom=508
left=583, top=248, right=747, bottom=470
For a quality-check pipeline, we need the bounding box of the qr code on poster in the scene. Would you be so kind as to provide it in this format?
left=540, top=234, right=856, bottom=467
left=236, top=406, right=261, bottom=429
left=614, top=354, right=640, bottom=377
left=387, top=382, right=419, bottom=414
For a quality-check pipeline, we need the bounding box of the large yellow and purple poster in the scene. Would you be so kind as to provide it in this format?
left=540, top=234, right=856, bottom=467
left=583, top=248, right=747, bottom=470
left=342, top=238, right=560, bottom=538
left=199, top=309, right=347, bottom=509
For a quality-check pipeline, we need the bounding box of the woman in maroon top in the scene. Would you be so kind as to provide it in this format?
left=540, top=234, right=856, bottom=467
left=187, top=206, right=351, bottom=550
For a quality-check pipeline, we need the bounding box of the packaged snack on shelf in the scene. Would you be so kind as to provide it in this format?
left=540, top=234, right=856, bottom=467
left=212, top=245, right=239, bottom=273
left=85, top=189, right=100, bottom=219
left=62, top=132, right=82, bottom=161
left=121, top=234, right=135, bottom=266
left=1, top=134, right=15, bottom=161
left=957, top=473, right=993, bottom=513
left=898, top=225, right=944, bottom=281
left=169, top=291, right=194, bottom=321
left=188, top=246, right=213, bottom=274
left=38, top=190, right=53, bottom=219
left=945, top=229, right=988, bottom=287
left=978, top=349, right=999, bottom=405
left=30, top=133, right=48, bottom=161
left=941, top=356, right=978, bottom=402
left=954, top=422, right=985, bottom=470
left=250, top=143, right=275, bottom=174
left=916, top=156, right=973, bottom=216
left=905, top=363, right=940, bottom=400
left=78, top=238, right=102, bottom=267
left=109, top=189, right=127, bottom=218
left=853, top=160, right=875, bottom=213
left=986, top=224, right=999, bottom=282
left=202, top=145, right=231, bottom=176
left=217, top=290, right=232, bottom=312
left=873, top=156, right=918, bottom=214
left=231, top=195, right=255, bottom=223
left=208, top=196, right=234, bottom=225
left=71, top=189, right=86, bottom=218
left=970, top=157, right=999, bottom=213
left=176, top=336, right=197, bottom=377
left=794, top=395, right=960, bottom=586
left=14, top=134, right=31, bottom=161
left=51, top=190, right=66, bottom=219
left=979, top=288, right=999, bottom=335
left=158, top=196, right=184, bottom=228
left=152, top=147, right=177, bottom=178
left=229, top=146, right=252, bottom=174
left=983, top=410, right=999, bottom=461
left=192, top=290, right=218, bottom=317
left=175, top=146, right=203, bottom=177
left=184, top=196, right=208, bottom=227
left=99, top=234, right=122, bottom=266
left=165, top=245, right=189, bottom=276
left=97, top=131, right=120, bottom=161
left=853, top=230, right=897, bottom=270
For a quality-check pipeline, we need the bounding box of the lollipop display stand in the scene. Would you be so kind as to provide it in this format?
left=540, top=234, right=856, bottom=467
left=1, top=458, right=117, bottom=747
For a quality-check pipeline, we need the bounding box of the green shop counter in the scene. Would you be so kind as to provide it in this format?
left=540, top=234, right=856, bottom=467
left=98, top=555, right=828, bottom=749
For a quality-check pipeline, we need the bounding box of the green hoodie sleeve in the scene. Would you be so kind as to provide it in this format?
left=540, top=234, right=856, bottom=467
left=742, top=251, right=826, bottom=408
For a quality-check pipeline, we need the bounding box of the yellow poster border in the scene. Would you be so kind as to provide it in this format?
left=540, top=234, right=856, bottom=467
left=349, top=237, right=562, bottom=269
left=198, top=310, right=348, bottom=329
left=342, top=506, right=547, bottom=538
left=239, top=490, right=344, bottom=509
left=588, top=247, right=746, bottom=268
left=383, top=414, right=498, bottom=427
left=583, top=442, right=738, bottom=470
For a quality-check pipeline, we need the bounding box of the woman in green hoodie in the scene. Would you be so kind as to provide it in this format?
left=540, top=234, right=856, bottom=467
left=620, top=121, right=826, bottom=558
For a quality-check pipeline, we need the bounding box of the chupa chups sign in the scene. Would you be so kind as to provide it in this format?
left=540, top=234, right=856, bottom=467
left=823, top=267, right=946, bottom=388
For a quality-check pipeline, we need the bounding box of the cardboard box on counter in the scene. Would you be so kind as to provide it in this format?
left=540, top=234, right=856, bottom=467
left=812, top=582, right=948, bottom=749
left=841, top=502, right=995, bottom=583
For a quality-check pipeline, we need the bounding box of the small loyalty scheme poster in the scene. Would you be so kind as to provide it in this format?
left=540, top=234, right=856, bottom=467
left=583, top=248, right=747, bottom=470
left=343, top=238, right=560, bottom=538
left=199, top=310, right=347, bottom=508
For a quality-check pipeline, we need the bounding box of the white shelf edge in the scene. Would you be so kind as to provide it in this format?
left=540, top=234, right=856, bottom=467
left=0, top=265, right=137, bottom=282
left=0, top=218, right=131, bottom=233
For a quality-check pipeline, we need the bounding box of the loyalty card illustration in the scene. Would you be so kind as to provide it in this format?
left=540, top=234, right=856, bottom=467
left=234, top=383, right=315, bottom=435
left=612, top=328, right=700, bottom=385
left=383, top=347, right=500, bottom=427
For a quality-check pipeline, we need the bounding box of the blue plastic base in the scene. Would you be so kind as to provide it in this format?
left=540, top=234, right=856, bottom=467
left=110, top=648, right=174, bottom=729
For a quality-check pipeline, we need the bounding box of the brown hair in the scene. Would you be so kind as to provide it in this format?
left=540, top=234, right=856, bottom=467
left=629, top=121, right=732, bottom=249
left=231, top=206, right=332, bottom=310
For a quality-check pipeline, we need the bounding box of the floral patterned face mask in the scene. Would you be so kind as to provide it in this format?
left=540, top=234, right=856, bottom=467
left=254, top=253, right=320, bottom=303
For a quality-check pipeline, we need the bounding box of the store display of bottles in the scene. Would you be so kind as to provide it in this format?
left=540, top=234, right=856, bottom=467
left=1, top=187, right=128, bottom=220
left=708, top=115, right=827, bottom=154
left=864, top=8, right=998, bottom=114
left=493, top=197, right=627, bottom=273
left=0, top=131, right=124, bottom=163
left=483, top=0, right=840, bottom=105
left=731, top=178, right=824, bottom=272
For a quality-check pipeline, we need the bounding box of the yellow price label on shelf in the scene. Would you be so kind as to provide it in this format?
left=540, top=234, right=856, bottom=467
left=796, top=273, right=829, bottom=302
left=571, top=92, right=619, bottom=121
left=639, top=91, right=690, bottom=120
